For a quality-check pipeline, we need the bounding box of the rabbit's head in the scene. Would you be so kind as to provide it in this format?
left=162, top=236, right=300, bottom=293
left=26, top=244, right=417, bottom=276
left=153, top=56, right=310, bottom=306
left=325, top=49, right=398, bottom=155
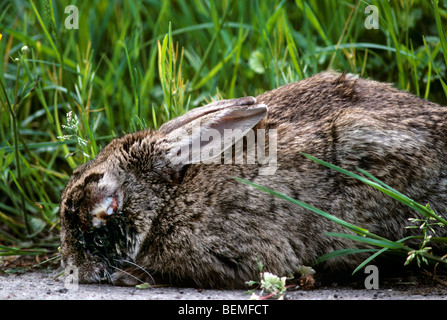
left=59, top=97, right=268, bottom=284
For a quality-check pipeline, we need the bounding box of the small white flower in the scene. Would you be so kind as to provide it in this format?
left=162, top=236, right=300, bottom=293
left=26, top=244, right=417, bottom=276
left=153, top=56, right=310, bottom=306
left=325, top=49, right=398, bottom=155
left=21, top=45, right=30, bottom=55
left=260, top=272, right=287, bottom=295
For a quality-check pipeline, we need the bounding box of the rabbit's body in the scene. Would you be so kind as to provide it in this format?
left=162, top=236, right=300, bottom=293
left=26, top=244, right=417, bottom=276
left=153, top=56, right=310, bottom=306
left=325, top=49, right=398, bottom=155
left=60, top=71, right=447, bottom=288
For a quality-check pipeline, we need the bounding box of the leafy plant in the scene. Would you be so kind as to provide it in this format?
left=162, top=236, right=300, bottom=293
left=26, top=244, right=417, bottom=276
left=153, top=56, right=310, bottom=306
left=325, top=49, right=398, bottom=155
left=406, top=213, right=445, bottom=267
left=245, top=258, right=316, bottom=299
left=245, top=258, right=290, bottom=300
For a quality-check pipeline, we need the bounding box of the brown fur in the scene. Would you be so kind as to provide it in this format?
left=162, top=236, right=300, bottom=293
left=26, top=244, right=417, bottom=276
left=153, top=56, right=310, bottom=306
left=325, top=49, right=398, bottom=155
left=60, top=71, right=447, bottom=288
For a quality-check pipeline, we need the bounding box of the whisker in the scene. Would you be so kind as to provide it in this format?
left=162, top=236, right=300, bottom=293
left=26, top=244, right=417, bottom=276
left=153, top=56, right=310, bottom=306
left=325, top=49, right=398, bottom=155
left=118, top=259, right=155, bottom=285
left=110, top=265, right=146, bottom=284
left=103, top=269, right=113, bottom=284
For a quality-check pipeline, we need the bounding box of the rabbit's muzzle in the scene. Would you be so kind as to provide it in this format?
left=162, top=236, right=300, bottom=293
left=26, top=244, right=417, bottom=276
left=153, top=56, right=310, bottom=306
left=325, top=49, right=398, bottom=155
left=62, top=210, right=142, bottom=284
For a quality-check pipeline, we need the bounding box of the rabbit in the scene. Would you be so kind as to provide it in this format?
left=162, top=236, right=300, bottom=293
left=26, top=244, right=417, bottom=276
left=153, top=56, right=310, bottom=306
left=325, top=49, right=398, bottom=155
left=59, top=71, right=447, bottom=289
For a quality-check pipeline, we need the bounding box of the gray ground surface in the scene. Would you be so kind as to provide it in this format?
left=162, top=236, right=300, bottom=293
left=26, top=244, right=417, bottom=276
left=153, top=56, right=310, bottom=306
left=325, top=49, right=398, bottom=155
left=1, top=270, right=446, bottom=300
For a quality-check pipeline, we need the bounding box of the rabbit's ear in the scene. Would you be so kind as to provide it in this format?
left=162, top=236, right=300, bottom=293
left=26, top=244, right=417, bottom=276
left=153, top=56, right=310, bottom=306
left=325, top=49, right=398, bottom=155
left=159, top=99, right=268, bottom=167
left=158, top=97, right=258, bottom=134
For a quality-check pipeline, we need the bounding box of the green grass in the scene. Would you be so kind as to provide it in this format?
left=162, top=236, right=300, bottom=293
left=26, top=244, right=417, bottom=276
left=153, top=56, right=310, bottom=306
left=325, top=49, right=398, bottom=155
left=0, top=0, right=446, bottom=267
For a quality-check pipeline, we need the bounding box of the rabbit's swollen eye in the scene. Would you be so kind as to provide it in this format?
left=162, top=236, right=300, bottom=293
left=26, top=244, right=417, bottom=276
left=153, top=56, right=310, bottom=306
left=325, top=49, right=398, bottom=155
left=91, top=195, right=119, bottom=228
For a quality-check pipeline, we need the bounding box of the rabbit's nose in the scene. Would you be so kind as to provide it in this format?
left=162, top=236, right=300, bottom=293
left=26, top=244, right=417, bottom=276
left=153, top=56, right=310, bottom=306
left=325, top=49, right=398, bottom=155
left=91, top=195, right=118, bottom=228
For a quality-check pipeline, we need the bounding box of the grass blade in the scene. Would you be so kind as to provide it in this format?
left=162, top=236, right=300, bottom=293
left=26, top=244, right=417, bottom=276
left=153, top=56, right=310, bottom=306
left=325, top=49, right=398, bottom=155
left=325, top=232, right=404, bottom=250
left=314, top=248, right=380, bottom=265
left=301, top=153, right=447, bottom=226
left=431, top=0, right=447, bottom=68
left=28, top=0, right=60, bottom=63
left=234, top=177, right=372, bottom=237
left=352, top=248, right=389, bottom=274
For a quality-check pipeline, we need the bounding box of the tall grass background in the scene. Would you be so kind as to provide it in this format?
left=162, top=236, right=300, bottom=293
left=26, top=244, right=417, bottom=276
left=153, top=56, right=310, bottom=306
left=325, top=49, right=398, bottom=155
left=0, top=0, right=446, bottom=268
